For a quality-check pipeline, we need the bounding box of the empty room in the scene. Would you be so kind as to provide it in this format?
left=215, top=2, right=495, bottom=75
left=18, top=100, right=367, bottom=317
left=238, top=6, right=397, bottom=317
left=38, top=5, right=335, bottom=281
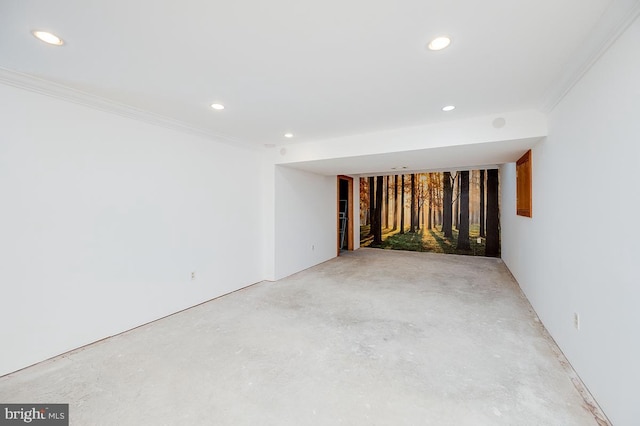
left=1, top=0, right=639, bottom=425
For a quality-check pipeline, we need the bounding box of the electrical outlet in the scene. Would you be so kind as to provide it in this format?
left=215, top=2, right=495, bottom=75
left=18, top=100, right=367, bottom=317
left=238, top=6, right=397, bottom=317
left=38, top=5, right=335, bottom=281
left=573, top=312, right=580, bottom=331
left=191, top=271, right=196, bottom=281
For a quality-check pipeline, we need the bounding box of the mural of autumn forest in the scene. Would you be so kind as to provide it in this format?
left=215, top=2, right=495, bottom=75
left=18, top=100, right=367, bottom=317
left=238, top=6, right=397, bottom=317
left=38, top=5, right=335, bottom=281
left=360, top=170, right=500, bottom=257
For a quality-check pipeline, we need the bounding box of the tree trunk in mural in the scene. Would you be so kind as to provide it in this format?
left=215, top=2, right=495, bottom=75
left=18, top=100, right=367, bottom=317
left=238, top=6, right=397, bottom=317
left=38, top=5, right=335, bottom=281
left=372, top=176, right=384, bottom=245
left=417, top=194, right=421, bottom=230
left=427, top=174, right=433, bottom=230
left=485, top=169, right=500, bottom=257
left=479, top=169, right=486, bottom=238
left=392, top=175, right=398, bottom=231
left=442, top=172, right=453, bottom=237
left=384, top=176, right=389, bottom=229
left=360, top=178, right=369, bottom=226
left=368, top=177, right=375, bottom=235
left=381, top=176, right=386, bottom=229
left=410, top=174, right=416, bottom=233
left=400, top=175, right=405, bottom=234
left=434, top=172, right=442, bottom=227
left=419, top=176, right=425, bottom=229
left=453, top=173, right=460, bottom=229
left=456, top=171, right=471, bottom=250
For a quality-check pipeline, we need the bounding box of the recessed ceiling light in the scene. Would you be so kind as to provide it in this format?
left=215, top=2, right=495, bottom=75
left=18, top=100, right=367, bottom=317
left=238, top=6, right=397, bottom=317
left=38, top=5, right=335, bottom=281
left=284, top=133, right=293, bottom=138
left=32, top=30, right=64, bottom=46
left=428, top=36, right=451, bottom=51
left=210, top=103, right=225, bottom=110
left=442, top=105, right=456, bottom=112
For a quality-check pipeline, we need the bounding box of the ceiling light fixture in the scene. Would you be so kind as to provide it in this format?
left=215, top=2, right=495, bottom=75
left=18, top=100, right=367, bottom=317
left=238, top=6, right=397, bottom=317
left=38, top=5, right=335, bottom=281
left=284, top=133, right=293, bottom=138
left=32, top=30, right=64, bottom=46
left=442, top=105, right=456, bottom=112
left=428, top=36, right=451, bottom=51
left=210, top=103, right=225, bottom=110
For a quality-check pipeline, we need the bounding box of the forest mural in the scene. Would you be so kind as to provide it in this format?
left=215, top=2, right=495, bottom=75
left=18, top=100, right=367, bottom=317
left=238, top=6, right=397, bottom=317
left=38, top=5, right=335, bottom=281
left=359, top=170, right=500, bottom=257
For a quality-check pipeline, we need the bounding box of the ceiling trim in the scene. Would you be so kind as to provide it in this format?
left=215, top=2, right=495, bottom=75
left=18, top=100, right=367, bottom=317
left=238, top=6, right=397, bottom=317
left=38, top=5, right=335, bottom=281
left=0, top=67, right=254, bottom=150
left=541, top=0, right=640, bottom=112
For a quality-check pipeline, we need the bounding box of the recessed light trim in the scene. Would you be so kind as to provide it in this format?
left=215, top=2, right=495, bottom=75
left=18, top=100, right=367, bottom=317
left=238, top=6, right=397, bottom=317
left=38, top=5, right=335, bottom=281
left=210, top=103, right=225, bottom=110
left=442, top=105, right=456, bottom=112
left=32, top=30, right=64, bottom=46
left=428, top=36, right=451, bottom=51
left=284, top=133, right=293, bottom=138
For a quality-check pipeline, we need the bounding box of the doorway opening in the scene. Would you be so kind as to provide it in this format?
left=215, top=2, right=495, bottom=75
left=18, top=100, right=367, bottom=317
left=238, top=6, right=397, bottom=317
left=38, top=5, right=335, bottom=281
left=337, top=175, right=354, bottom=255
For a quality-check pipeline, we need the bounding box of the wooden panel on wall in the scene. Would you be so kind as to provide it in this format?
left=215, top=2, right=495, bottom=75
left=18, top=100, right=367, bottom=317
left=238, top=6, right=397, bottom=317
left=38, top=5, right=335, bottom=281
left=516, top=150, right=532, bottom=217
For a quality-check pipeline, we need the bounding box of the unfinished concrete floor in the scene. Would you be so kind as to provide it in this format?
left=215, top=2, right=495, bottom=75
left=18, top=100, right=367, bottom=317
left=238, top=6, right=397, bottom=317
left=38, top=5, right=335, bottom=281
left=0, top=249, right=604, bottom=425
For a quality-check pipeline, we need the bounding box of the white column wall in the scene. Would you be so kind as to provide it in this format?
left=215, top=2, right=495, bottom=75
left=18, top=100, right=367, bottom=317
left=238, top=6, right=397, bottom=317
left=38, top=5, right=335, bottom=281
left=273, top=166, right=337, bottom=280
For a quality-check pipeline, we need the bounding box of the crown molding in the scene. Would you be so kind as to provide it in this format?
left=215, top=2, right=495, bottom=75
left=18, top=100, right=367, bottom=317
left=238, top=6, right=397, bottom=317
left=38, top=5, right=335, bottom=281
left=0, top=67, right=257, bottom=150
left=541, top=0, right=640, bottom=113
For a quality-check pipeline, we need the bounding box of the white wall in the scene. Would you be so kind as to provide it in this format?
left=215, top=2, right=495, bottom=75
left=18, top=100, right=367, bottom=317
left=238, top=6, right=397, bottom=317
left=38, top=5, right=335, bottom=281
left=0, top=84, right=264, bottom=376
left=261, top=159, right=277, bottom=281
left=273, top=166, right=336, bottom=280
left=275, top=110, right=547, bottom=165
left=501, top=17, right=640, bottom=426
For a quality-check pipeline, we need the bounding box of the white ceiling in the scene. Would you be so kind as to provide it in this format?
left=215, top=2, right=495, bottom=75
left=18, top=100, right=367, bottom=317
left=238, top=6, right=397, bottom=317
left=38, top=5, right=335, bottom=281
left=0, top=0, right=629, bottom=157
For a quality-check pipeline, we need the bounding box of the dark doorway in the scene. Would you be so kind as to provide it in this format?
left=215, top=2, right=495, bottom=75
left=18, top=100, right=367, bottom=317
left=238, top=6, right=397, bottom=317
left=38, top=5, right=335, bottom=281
left=337, top=176, right=354, bottom=254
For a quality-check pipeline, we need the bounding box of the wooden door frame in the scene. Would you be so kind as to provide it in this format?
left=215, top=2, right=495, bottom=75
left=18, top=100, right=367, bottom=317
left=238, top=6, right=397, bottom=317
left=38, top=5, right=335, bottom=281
left=337, top=175, right=354, bottom=255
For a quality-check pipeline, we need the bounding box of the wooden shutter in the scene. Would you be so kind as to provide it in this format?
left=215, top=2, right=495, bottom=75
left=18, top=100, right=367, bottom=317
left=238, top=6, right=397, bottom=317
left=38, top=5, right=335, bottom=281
left=516, top=150, right=532, bottom=217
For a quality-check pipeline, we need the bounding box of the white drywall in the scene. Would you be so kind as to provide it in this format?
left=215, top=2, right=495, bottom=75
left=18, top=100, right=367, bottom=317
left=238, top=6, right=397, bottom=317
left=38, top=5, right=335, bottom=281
left=500, top=17, right=640, bottom=426
left=0, top=84, right=264, bottom=376
left=261, top=159, right=277, bottom=281
left=275, top=110, right=547, bottom=165
left=274, top=165, right=337, bottom=280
